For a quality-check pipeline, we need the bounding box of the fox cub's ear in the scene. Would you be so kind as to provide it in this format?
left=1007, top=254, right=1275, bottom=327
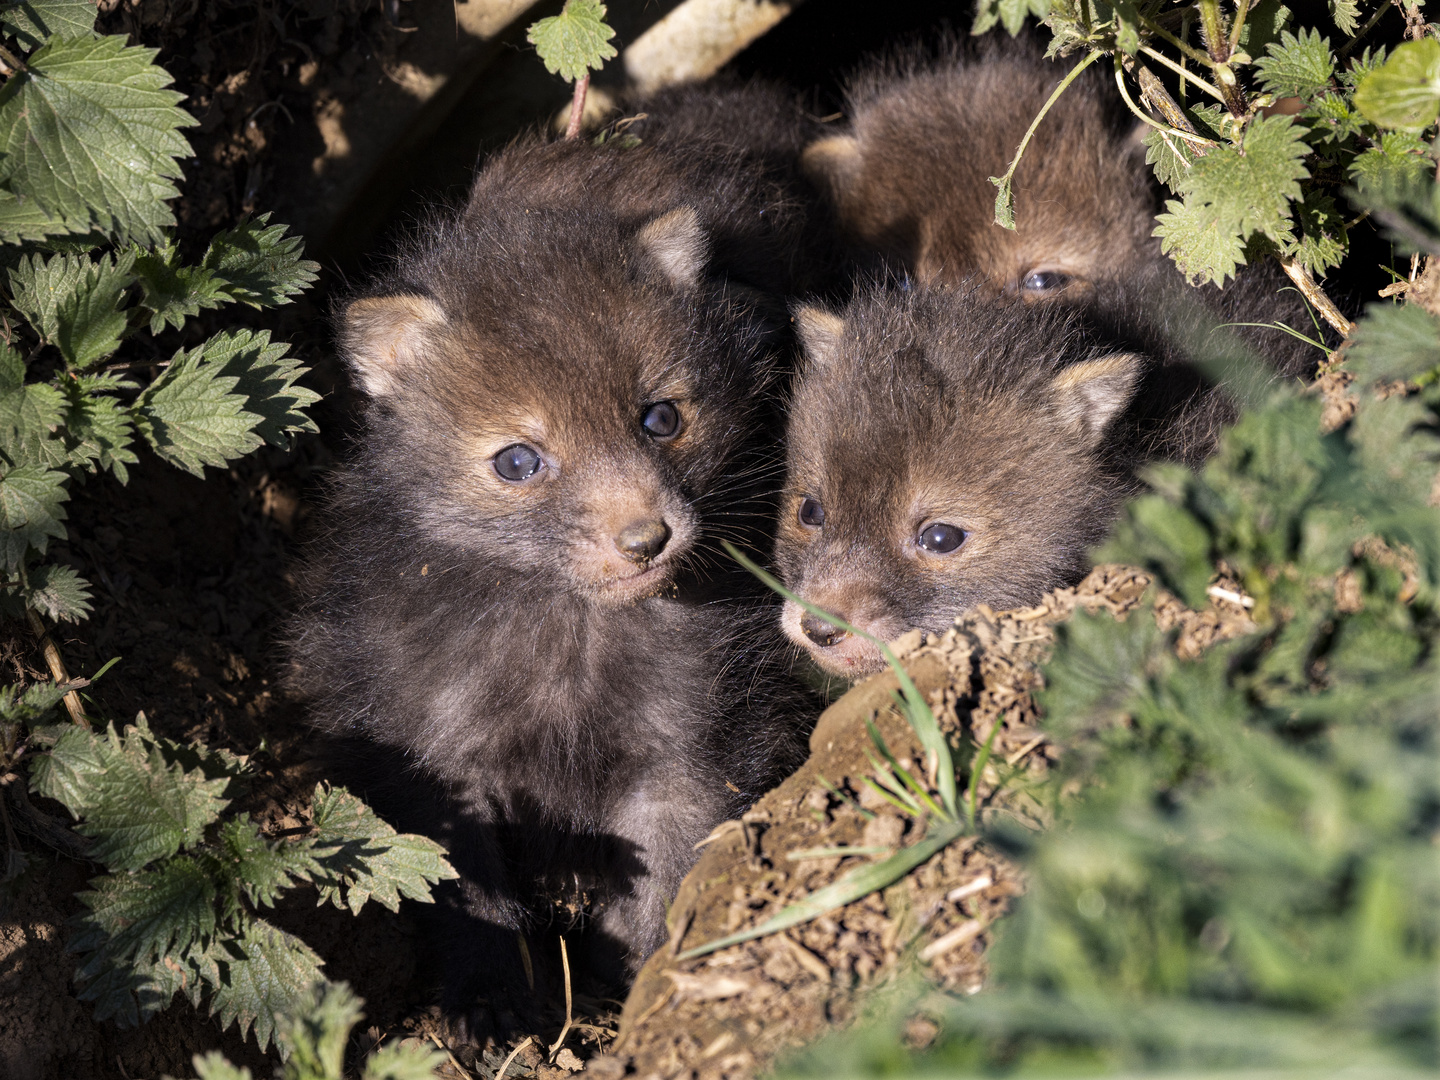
left=341, top=294, right=447, bottom=398
left=636, top=207, right=708, bottom=289
left=1049, top=353, right=1143, bottom=445
left=793, top=305, right=847, bottom=371
left=801, top=135, right=863, bottom=207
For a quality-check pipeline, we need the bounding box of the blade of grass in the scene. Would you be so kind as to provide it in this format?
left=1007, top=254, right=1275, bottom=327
left=676, top=818, right=967, bottom=961
left=966, top=718, right=1004, bottom=830
left=724, top=542, right=957, bottom=818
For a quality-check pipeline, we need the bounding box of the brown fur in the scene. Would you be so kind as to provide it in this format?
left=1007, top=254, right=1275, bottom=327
left=804, top=35, right=1155, bottom=298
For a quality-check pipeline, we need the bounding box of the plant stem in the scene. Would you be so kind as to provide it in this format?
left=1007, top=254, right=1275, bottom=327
left=1139, top=45, right=1226, bottom=104
left=1114, top=58, right=1219, bottom=148
left=1279, top=257, right=1355, bottom=337
left=1137, top=13, right=1218, bottom=69
left=1197, top=0, right=1230, bottom=63
left=1338, top=0, right=1396, bottom=58
left=565, top=73, right=589, bottom=140
left=990, top=49, right=1105, bottom=229
left=1227, top=0, right=1252, bottom=56
left=26, top=609, right=86, bottom=726
left=0, top=43, right=25, bottom=77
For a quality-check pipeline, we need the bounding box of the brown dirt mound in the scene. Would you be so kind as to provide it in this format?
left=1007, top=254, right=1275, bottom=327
left=591, top=565, right=1256, bottom=1080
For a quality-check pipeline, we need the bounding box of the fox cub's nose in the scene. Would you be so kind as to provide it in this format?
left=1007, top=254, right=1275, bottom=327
left=800, top=611, right=848, bottom=647
left=614, top=519, right=671, bottom=563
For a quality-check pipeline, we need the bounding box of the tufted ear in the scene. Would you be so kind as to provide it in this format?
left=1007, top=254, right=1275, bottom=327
left=801, top=134, right=863, bottom=208
left=636, top=207, right=707, bottom=289
left=793, top=305, right=847, bottom=370
left=341, top=293, right=447, bottom=398
left=1049, top=353, right=1143, bottom=446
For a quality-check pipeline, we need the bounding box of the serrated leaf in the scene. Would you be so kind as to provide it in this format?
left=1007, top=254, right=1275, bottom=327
left=526, top=0, right=616, bottom=82
left=32, top=718, right=230, bottom=870
left=7, top=249, right=136, bottom=367
left=1154, top=196, right=1247, bottom=287
left=0, top=679, right=64, bottom=723
left=1142, top=127, right=1199, bottom=194
left=1328, top=0, right=1362, bottom=37
left=0, top=188, right=78, bottom=242
left=208, top=920, right=325, bottom=1052
left=1347, top=302, right=1440, bottom=384
left=213, top=817, right=320, bottom=913
left=202, top=214, right=318, bottom=308
left=25, top=560, right=91, bottom=621
left=277, top=982, right=363, bottom=1080
left=0, top=35, right=196, bottom=246
left=1354, top=37, right=1440, bottom=133
left=186, top=329, right=320, bottom=450
left=131, top=345, right=263, bottom=476
left=362, top=1041, right=448, bottom=1080
left=132, top=241, right=227, bottom=334
left=309, top=784, right=458, bottom=915
left=1349, top=131, right=1432, bottom=194
left=972, top=0, right=1051, bottom=36
left=1, top=0, right=97, bottom=46
left=191, top=1051, right=255, bottom=1080
left=0, top=461, right=68, bottom=569
left=1284, top=191, right=1347, bottom=276
left=0, top=342, right=70, bottom=470
left=60, top=379, right=137, bottom=481
left=1237, top=1, right=1292, bottom=54
left=72, top=857, right=217, bottom=981
left=1255, top=28, right=1334, bottom=100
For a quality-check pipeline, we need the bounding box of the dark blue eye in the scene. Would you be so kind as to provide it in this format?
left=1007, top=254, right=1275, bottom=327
left=798, top=497, right=824, bottom=528
left=642, top=401, right=680, bottom=438
left=1022, top=269, right=1073, bottom=293
left=494, top=443, right=542, bottom=481
left=918, top=523, right=966, bottom=553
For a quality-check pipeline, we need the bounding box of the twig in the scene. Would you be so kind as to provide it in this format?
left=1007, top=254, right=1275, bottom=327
left=1136, top=12, right=1218, bottom=69
left=1339, top=0, right=1397, bottom=58
left=1005, top=735, right=1047, bottom=767
left=1278, top=258, right=1356, bottom=337
left=564, top=73, right=589, bottom=140
left=918, top=919, right=983, bottom=962
left=946, top=874, right=994, bottom=903
left=496, top=1036, right=534, bottom=1080
left=547, top=936, right=574, bottom=1060
left=1206, top=584, right=1256, bottom=609
left=3, top=774, right=88, bottom=858
left=1140, top=45, right=1226, bottom=105
left=516, top=932, right=535, bottom=991
left=26, top=609, right=86, bottom=726
left=1115, top=58, right=1219, bottom=147
left=427, top=1035, right=474, bottom=1079
left=1226, top=0, right=1252, bottom=56
left=0, top=42, right=26, bottom=77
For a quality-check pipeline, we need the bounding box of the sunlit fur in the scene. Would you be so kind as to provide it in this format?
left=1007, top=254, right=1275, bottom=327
left=288, top=135, right=822, bottom=1023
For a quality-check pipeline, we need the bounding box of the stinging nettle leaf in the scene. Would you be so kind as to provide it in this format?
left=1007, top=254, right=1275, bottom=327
left=526, top=0, right=617, bottom=83
left=1328, top=0, right=1361, bottom=37
left=60, top=379, right=137, bottom=481
left=1354, top=37, right=1440, bottom=133
left=24, top=560, right=92, bottom=622
left=201, top=213, right=319, bottom=309
left=72, top=856, right=217, bottom=981
left=186, top=329, right=320, bottom=451
left=132, top=241, right=227, bottom=334
left=207, top=919, right=325, bottom=1052
left=1255, top=28, right=1335, bottom=101
left=1346, top=302, right=1440, bottom=385
left=1, top=0, right=98, bottom=47
left=7, top=249, right=136, bottom=368
left=131, top=346, right=264, bottom=477
left=1349, top=131, right=1433, bottom=194
left=0, top=35, right=196, bottom=246
left=0, top=461, right=68, bottom=570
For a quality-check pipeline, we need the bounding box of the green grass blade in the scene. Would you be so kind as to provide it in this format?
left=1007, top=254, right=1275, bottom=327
left=966, top=717, right=1004, bottom=830
left=676, top=819, right=968, bottom=961
left=723, top=542, right=957, bottom=818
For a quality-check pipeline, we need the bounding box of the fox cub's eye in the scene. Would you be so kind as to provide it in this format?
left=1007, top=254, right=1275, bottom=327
left=642, top=401, right=681, bottom=439
left=494, top=443, right=543, bottom=482
left=917, top=523, right=966, bottom=554
left=798, top=497, right=825, bottom=528
left=1021, top=269, right=1073, bottom=294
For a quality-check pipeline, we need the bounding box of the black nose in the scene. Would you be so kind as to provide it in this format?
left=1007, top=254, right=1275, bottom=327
left=614, top=519, right=671, bottom=563
left=800, top=611, right=848, bottom=647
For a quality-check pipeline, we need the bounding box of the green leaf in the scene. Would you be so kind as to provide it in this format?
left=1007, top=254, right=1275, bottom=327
left=132, top=242, right=227, bottom=334
left=1328, top=0, right=1362, bottom=36
left=1237, top=1, right=1292, bottom=54
left=1255, top=28, right=1335, bottom=100
left=0, top=0, right=97, bottom=47
left=362, top=1042, right=448, bottom=1080
left=1142, top=127, right=1199, bottom=194
left=72, top=857, right=217, bottom=982
left=1347, top=302, right=1440, bottom=385
left=1349, top=131, right=1433, bottom=194
left=191, top=1051, right=255, bottom=1080
left=201, top=214, right=318, bottom=308
left=7, top=250, right=137, bottom=368
left=309, top=784, right=458, bottom=915
left=972, top=0, right=1052, bottom=36
left=213, top=817, right=320, bottom=913
left=60, top=378, right=138, bottom=481
left=1354, top=37, right=1440, bottom=132
left=0, top=188, right=79, bottom=242
left=526, top=0, right=617, bottom=82
left=1155, top=116, right=1310, bottom=286
left=186, top=329, right=320, bottom=450
left=0, top=35, right=196, bottom=246
left=1283, top=191, right=1347, bottom=277
left=24, top=560, right=92, bottom=621
left=0, top=342, right=69, bottom=470
left=0, top=461, right=68, bottom=570
left=30, top=718, right=230, bottom=870
left=207, top=920, right=325, bottom=1053
left=277, top=982, right=362, bottom=1080
left=131, top=344, right=264, bottom=476
left=0, top=679, right=64, bottom=724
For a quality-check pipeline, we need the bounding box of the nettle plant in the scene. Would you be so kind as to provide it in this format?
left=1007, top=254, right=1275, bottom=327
left=0, top=0, right=457, bottom=1054
left=980, top=0, right=1437, bottom=330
